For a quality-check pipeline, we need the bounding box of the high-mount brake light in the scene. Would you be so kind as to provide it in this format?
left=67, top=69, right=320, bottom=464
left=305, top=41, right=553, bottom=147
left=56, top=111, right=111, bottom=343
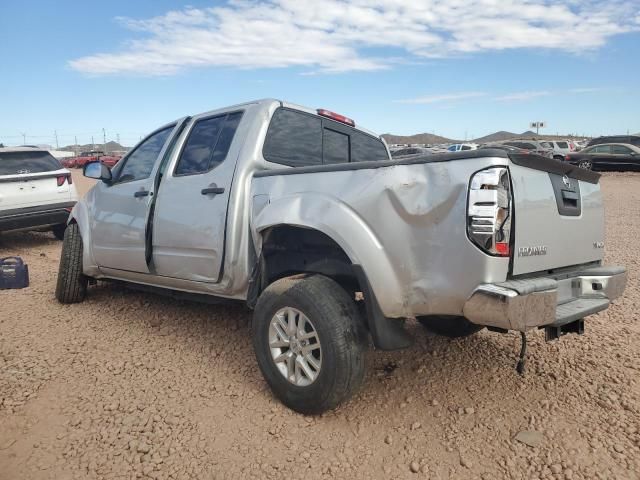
left=316, top=109, right=355, bottom=127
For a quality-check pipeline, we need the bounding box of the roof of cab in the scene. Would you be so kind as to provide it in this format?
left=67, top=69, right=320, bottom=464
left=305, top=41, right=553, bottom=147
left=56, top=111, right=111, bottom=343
left=193, top=98, right=383, bottom=140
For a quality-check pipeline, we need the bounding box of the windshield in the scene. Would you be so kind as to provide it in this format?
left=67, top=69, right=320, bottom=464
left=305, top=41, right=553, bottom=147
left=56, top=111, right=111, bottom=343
left=0, top=151, right=62, bottom=175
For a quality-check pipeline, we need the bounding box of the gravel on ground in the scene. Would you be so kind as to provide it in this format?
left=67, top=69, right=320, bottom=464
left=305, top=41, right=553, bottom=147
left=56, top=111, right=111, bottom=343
left=0, top=172, right=638, bottom=479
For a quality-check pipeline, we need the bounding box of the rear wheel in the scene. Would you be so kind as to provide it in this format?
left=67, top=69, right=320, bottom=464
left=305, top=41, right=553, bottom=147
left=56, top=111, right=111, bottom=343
left=52, top=223, right=67, bottom=241
left=55, top=223, right=87, bottom=304
left=417, top=315, right=483, bottom=338
left=578, top=159, right=593, bottom=170
left=252, top=275, right=367, bottom=414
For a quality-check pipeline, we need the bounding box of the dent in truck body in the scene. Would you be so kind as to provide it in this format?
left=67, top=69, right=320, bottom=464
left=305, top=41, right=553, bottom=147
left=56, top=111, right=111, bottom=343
left=251, top=157, right=511, bottom=319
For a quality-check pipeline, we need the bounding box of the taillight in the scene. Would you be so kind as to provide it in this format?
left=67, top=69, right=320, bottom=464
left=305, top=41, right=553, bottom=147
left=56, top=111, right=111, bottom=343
left=565, top=154, right=571, bottom=161
left=56, top=174, right=72, bottom=186
left=467, top=167, right=512, bottom=257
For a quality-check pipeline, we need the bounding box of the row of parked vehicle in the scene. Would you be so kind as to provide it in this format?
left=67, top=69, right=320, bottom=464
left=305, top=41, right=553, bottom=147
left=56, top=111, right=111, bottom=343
left=60, top=150, right=122, bottom=169
left=391, top=135, right=640, bottom=171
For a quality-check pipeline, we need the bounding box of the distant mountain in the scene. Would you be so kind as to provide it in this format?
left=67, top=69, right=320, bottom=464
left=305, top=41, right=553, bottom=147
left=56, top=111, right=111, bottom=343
left=382, top=132, right=455, bottom=145
left=472, top=131, right=520, bottom=143
left=60, top=140, right=129, bottom=153
left=383, top=130, right=587, bottom=145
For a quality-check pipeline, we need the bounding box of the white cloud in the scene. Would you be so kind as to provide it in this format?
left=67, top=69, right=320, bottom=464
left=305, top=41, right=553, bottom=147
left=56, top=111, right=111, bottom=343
left=396, top=92, right=487, bottom=104
left=568, top=87, right=606, bottom=93
left=69, top=0, right=640, bottom=75
left=494, top=90, right=552, bottom=101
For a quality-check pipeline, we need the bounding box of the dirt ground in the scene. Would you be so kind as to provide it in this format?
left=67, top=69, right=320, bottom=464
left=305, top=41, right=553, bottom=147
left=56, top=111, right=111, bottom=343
left=1, top=171, right=638, bottom=480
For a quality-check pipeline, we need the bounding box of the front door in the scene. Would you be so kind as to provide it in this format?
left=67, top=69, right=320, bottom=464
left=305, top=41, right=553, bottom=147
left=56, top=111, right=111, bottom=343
left=90, top=125, right=176, bottom=273
left=151, top=110, right=244, bottom=282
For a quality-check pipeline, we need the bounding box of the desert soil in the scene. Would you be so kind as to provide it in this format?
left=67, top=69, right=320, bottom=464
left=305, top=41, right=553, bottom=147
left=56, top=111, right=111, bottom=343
left=0, top=172, right=638, bottom=480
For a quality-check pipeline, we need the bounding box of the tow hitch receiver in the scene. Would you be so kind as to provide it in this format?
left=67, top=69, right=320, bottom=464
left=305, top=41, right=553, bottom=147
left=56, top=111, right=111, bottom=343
left=544, top=318, right=585, bottom=342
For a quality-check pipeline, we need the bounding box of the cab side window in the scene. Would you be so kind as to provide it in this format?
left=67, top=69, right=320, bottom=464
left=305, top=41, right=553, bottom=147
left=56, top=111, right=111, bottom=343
left=115, top=126, right=173, bottom=184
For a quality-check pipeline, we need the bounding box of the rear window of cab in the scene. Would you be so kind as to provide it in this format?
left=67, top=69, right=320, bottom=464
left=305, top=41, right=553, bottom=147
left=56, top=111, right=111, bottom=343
left=263, top=108, right=388, bottom=167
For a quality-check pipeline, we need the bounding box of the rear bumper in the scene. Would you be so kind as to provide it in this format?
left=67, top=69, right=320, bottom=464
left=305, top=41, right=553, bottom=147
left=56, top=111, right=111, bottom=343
left=0, top=201, right=75, bottom=232
left=463, top=266, right=627, bottom=332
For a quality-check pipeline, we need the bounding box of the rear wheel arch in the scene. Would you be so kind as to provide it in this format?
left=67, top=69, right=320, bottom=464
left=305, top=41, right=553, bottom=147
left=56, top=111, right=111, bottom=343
left=257, top=225, right=358, bottom=295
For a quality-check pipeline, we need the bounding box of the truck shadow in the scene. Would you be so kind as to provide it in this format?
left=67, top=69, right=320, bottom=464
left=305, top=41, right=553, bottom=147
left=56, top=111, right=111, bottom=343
left=84, top=283, right=540, bottom=414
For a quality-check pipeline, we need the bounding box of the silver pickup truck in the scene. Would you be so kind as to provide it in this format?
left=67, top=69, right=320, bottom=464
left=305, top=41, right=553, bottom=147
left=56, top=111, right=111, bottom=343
left=56, top=99, right=627, bottom=413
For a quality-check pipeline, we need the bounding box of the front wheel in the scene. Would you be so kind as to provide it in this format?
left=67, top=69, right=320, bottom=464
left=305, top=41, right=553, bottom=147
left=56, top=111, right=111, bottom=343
left=417, top=315, right=483, bottom=338
left=55, top=223, right=88, bottom=304
left=252, top=275, right=367, bottom=414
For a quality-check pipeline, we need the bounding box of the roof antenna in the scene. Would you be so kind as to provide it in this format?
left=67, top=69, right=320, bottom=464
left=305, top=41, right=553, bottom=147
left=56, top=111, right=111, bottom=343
left=516, top=331, right=527, bottom=375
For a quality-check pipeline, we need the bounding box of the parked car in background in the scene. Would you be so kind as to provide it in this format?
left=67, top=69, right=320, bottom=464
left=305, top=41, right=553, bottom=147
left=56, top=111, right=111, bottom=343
left=565, top=143, right=640, bottom=171
left=478, top=144, right=530, bottom=154
left=98, top=154, right=123, bottom=168
left=447, top=143, right=478, bottom=152
left=391, top=146, right=432, bottom=158
left=56, top=99, right=626, bottom=413
left=587, top=135, right=640, bottom=148
left=544, top=140, right=575, bottom=161
left=72, top=150, right=105, bottom=168
left=0, top=147, right=77, bottom=239
left=498, top=140, right=554, bottom=159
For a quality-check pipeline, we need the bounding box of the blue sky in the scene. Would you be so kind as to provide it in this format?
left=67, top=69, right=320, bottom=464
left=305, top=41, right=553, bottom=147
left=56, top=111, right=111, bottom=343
left=1, top=0, right=639, bottom=147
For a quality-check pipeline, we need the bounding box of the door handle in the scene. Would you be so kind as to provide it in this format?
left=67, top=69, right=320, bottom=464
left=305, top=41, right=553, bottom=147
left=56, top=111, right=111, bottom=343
left=134, top=190, right=152, bottom=198
left=201, top=185, right=225, bottom=195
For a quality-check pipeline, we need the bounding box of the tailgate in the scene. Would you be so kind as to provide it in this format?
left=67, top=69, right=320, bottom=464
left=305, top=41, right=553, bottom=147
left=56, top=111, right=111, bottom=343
left=0, top=171, right=72, bottom=210
left=509, top=155, right=604, bottom=275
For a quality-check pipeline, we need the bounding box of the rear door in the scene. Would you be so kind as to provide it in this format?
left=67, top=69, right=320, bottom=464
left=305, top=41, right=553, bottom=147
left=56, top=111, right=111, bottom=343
left=509, top=158, right=604, bottom=275
left=90, top=125, right=177, bottom=273
left=0, top=151, right=71, bottom=209
left=151, top=110, right=245, bottom=282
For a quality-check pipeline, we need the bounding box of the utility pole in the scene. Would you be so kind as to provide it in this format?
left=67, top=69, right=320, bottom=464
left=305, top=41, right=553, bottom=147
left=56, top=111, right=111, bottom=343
left=54, top=130, right=59, bottom=149
left=74, top=136, right=78, bottom=155
left=20, top=132, right=26, bottom=145
left=116, top=133, right=120, bottom=145
left=102, top=128, right=106, bottom=152
left=91, top=136, right=95, bottom=148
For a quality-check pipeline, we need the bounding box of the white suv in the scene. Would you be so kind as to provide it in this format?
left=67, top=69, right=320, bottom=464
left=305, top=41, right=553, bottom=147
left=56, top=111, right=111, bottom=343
left=0, top=147, right=78, bottom=239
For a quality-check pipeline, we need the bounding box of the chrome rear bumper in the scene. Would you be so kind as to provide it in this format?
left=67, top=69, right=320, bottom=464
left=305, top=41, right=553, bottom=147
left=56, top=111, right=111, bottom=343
left=463, top=266, right=627, bottom=332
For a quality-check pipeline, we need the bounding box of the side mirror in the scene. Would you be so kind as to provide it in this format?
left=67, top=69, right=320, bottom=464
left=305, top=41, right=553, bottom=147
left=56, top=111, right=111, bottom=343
left=83, top=161, right=112, bottom=184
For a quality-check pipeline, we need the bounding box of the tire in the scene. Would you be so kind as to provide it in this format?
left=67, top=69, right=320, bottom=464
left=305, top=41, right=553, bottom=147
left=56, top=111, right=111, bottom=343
left=52, top=223, right=67, bottom=241
left=252, top=274, right=367, bottom=414
left=417, top=315, right=483, bottom=338
left=578, top=159, right=592, bottom=170
left=55, top=223, right=88, bottom=304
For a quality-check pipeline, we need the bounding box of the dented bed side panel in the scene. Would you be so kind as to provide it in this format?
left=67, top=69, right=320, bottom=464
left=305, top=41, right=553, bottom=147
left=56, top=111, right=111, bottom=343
left=251, top=158, right=510, bottom=318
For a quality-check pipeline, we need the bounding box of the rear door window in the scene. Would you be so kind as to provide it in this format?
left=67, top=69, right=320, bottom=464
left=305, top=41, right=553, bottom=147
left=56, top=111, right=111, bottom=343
left=0, top=151, right=62, bottom=175
left=175, top=112, right=243, bottom=176
left=556, top=141, right=569, bottom=149
left=263, top=109, right=322, bottom=167
left=323, top=128, right=350, bottom=164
